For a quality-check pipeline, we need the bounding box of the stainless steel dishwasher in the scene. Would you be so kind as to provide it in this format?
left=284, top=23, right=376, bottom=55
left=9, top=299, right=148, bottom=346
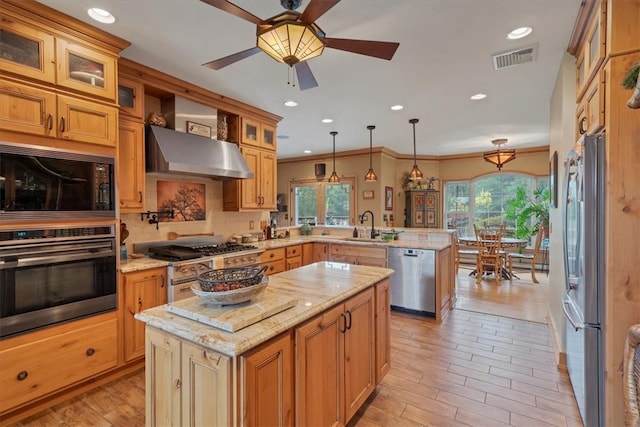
left=388, top=247, right=436, bottom=316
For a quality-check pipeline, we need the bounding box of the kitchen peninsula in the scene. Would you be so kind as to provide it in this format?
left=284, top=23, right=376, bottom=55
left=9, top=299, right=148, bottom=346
left=135, top=262, right=393, bottom=426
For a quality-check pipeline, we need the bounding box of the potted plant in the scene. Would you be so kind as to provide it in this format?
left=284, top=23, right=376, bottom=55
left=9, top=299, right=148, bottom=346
left=504, top=186, right=550, bottom=241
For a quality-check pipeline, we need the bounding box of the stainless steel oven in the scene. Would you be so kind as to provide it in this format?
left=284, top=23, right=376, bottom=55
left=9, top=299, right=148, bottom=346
left=0, top=224, right=117, bottom=339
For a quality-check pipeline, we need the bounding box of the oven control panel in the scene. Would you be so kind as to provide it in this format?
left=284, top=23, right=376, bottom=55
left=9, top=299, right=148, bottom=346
left=223, top=252, right=260, bottom=268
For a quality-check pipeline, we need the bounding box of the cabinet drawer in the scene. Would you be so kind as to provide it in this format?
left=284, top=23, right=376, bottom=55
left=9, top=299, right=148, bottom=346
left=263, top=259, right=286, bottom=276
left=286, top=244, right=302, bottom=258
left=330, top=244, right=386, bottom=260
left=260, top=247, right=286, bottom=263
left=0, top=318, right=118, bottom=412
left=286, top=256, right=302, bottom=271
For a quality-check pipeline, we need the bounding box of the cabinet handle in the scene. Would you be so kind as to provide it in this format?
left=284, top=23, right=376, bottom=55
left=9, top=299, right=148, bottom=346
left=138, top=191, right=143, bottom=203
left=175, top=379, right=181, bottom=389
left=59, top=117, right=65, bottom=132
left=16, top=370, right=28, bottom=381
left=86, top=348, right=95, bottom=356
left=340, top=313, right=347, bottom=333
left=346, top=310, right=352, bottom=330
left=161, top=277, right=165, bottom=288
left=47, top=114, right=53, bottom=130
left=578, top=117, right=587, bottom=134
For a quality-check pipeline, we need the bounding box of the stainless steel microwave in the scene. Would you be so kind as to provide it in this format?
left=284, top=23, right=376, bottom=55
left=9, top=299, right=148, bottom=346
left=0, top=142, right=115, bottom=221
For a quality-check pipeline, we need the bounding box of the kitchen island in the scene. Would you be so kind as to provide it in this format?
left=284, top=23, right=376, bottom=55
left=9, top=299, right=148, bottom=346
left=135, top=262, right=393, bottom=426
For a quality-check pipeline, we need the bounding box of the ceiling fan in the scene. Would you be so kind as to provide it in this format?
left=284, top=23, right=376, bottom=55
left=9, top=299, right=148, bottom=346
left=200, top=0, right=400, bottom=90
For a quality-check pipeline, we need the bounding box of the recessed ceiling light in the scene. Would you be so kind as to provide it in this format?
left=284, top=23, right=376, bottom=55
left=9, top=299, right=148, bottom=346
left=507, top=27, right=532, bottom=40
left=87, top=8, right=115, bottom=24
left=470, top=93, right=487, bottom=100
left=303, top=150, right=312, bottom=154
left=283, top=100, right=298, bottom=107
left=321, top=118, right=333, bottom=123
left=390, top=105, right=404, bottom=111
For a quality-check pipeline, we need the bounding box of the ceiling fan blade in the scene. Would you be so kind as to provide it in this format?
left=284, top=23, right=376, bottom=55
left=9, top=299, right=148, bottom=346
left=295, top=62, right=318, bottom=91
left=200, top=0, right=265, bottom=25
left=202, top=47, right=261, bottom=70
left=300, top=0, right=340, bottom=24
left=324, top=38, right=399, bottom=60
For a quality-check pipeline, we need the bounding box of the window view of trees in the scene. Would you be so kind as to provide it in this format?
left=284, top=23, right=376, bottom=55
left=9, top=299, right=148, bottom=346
left=445, top=173, right=548, bottom=237
left=292, top=179, right=354, bottom=226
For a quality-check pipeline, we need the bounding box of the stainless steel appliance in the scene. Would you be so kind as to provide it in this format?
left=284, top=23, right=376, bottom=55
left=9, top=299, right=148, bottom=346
left=388, top=247, right=435, bottom=316
left=0, top=224, right=117, bottom=338
left=562, top=134, right=605, bottom=426
left=0, top=142, right=115, bottom=221
left=135, top=237, right=263, bottom=302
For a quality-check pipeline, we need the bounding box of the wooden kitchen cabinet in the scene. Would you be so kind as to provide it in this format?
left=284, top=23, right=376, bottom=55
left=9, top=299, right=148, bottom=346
left=374, top=279, right=391, bottom=384
left=303, top=242, right=329, bottom=266
left=0, top=17, right=56, bottom=84
left=223, top=146, right=277, bottom=211
left=329, top=243, right=387, bottom=267
left=405, top=189, right=440, bottom=228
left=435, top=246, right=454, bottom=322
left=285, top=244, right=302, bottom=270
left=118, top=118, right=145, bottom=212
left=0, top=318, right=118, bottom=413
left=575, top=0, right=606, bottom=99
left=260, top=247, right=286, bottom=276
left=122, top=268, right=166, bottom=362
left=145, top=327, right=230, bottom=427
left=575, top=68, right=605, bottom=138
left=118, top=75, right=145, bottom=119
left=241, top=331, right=294, bottom=427
left=241, top=117, right=277, bottom=151
left=295, top=288, right=375, bottom=426
left=56, top=94, right=117, bottom=146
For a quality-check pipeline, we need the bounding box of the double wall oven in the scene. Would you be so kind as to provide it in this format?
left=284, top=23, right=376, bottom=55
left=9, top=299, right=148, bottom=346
left=0, top=224, right=117, bottom=339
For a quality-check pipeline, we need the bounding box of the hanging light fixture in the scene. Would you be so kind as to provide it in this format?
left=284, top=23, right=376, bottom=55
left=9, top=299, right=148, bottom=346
left=483, top=138, right=516, bottom=170
left=328, top=131, right=340, bottom=183
left=257, top=12, right=325, bottom=66
left=408, top=118, right=424, bottom=181
left=364, top=125, right=378, bottom=182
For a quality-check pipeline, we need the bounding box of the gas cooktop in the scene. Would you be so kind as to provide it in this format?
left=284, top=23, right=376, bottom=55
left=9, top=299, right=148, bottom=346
left=147, top=243, right=259, bottom=261
left=192, top=243, right=259, bottom=256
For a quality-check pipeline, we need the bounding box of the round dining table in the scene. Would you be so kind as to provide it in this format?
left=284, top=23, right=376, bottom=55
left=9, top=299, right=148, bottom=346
left=458, top=236, right=528, bottom=280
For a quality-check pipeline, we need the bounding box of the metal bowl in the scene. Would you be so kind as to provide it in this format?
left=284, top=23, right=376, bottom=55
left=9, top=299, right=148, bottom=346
left=191, top=277, right=268, bottom=306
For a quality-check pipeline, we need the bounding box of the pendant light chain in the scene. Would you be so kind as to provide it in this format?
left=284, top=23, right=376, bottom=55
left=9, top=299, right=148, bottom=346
left=364, top=125, right=377, bottom=182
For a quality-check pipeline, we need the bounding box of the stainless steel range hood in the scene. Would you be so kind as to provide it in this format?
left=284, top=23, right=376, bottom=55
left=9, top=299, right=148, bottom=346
left=146, top=125, right=254, bottom=179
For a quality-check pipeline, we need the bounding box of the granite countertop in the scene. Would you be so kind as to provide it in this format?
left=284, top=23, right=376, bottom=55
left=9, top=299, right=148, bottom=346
left=252, top=235, right=450, bottom=251
left=135, top=262, right=394, bottom=356
left=120, top=257, right=170, bottom=273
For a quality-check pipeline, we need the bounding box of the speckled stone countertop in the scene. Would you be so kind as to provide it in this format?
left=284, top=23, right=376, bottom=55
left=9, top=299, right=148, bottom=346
left=252, top=235, right=450, bottom=251
left=120, top=257, right=169, bottom=273
left=135, top=262, right=394, bottom=356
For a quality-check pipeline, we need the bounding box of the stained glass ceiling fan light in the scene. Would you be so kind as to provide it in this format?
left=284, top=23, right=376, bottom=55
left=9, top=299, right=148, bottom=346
left=364, top=125, right=378, bottom=182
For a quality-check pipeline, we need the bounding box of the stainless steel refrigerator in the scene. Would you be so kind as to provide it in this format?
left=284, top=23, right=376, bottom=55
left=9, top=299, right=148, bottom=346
left=562, top=134, right=605, bottom=427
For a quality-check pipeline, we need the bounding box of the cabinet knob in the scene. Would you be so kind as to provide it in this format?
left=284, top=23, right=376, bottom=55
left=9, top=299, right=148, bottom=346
left=269, top=253, right=275, bottom=258
left=86, top=348, right=96, bottom=356
left=16, top=370, right=28, bottom=381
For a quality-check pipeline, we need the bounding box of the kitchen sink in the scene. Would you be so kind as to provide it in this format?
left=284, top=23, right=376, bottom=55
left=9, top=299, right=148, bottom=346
left=343, top=237, right=390, bottom=243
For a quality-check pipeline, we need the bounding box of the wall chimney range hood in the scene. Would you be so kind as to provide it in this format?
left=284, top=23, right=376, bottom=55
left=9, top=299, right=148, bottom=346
left=145, top=125, right=254, bottom=179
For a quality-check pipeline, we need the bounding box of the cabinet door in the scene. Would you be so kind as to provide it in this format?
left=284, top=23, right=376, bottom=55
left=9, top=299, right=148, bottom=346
left=181, top=341, right=230, bottom=427
left=0, top=78, right=56, bottom=137
left=263, top=259, right=286, bottom=276
left=241, top=117, right=261, bottom=147
left=56, top=39, right=117, bottom=101
left=118, top=119, right=145, bottom=212
left=584, top=69, right=605, bottom=135
left=241, top=146, right=260, bottom=208
left=343, top=288, right=375, bottom=423
left=123, top=269, right=166, bottom=361
left=146, top=327, right=182, bottom=427
left=118, top=76, right=145, bottom=119
left=286, top=256, right=302, bottom=270
left=313, top=243, right=329, bottom=263
left=260, top=150, right=277, bottom=210
left=57, top=94, right=118, bottom=146
left=261, top=123, right=277, bottom=150
left=374, top=279, right=391, bottom=384
left=242, top=331, right=294, bottom=427
left=302, top=243, right=314, bottom=266
left=296, top=304, right=344, bottom=427
left=0, top=19, right=56, bottom=84
left=576, top=101, right=587, bottom=139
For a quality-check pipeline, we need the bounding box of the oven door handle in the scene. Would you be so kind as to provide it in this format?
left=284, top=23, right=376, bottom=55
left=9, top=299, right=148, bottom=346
left=15, top=248, right=114, bottom=267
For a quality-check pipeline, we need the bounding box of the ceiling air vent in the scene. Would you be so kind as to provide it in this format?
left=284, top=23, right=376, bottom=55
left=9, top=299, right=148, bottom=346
left=492, top=44, right=538, bottom=70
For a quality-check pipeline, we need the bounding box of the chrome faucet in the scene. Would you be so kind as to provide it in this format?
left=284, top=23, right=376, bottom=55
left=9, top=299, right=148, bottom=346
left=359, top=210, right=379, bottom=239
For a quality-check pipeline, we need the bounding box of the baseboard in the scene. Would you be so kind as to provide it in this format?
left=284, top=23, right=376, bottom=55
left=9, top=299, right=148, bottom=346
left=547, top=308, right=567, bottom=371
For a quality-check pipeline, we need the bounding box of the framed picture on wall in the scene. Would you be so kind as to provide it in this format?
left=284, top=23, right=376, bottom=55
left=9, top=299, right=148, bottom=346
left=385, top=186, right=393, bottom=210
left=363, top=190, right=374, bottom=199
left=550, top=151, right=558, bottom=208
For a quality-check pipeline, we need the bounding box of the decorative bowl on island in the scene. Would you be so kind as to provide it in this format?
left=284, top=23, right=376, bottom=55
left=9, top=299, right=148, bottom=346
left=190, top=278, right=268, bottom=306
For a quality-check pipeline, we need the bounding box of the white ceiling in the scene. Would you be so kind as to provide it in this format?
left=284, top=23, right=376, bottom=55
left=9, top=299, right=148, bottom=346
left=38, top=0, right=580, bottom=159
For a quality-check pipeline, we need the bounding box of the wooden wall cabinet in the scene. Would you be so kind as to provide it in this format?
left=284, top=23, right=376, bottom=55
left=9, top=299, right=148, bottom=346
left=329, top=243, right=387, bottom=267
left=295, top=288, right=375, bottom=426
left=240, top=331, right=294, bottom=426
left=241, top=117, right=277, bottom=151
left=145, top=327, right=230, bottom=427
left=0, top=17, right=56, bottom=84
left=0, top=318, right=118, bottom=413
left=122, top=268, right=166, bottom=362
left=223, top=146, right=277, bottom=211
left=374, top=279, right=391, bottom=384
left=575, top=0, right=606, bottom=99
left=117, top=76, right=145, bottom=119
left=118, top=118, right=145, bottom=212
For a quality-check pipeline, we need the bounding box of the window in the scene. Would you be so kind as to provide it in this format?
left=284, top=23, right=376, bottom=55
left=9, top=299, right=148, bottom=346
left=290, top=178, right=355, bottom=226
left=444, top=173, right=547, bottom=237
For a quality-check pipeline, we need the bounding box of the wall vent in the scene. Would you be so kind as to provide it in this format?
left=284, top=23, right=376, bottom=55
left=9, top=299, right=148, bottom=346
left=492, top=44, right=538, bottom=70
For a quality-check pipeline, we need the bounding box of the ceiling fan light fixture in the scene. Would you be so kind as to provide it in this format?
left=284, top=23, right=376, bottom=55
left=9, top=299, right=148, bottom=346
left=483, top=138, right=516, bottom=170
left=257, top=16, right=325, bottom=66
left=364, top=125, right=378, bottom=182
left=328, top=131, right=340, bottom=183
left=408, top=118, right=424, bottom=181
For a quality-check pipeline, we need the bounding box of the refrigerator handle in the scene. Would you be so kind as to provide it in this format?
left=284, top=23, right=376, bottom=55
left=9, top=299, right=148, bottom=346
left=562, top=292, right=585, bottom=331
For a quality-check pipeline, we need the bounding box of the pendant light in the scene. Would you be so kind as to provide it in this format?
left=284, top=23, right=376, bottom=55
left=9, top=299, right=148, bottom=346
left=408, top=118, right=424, bottom=181
left=364, top=125, right=378, bottom=182
left=328, top=131, right=340, bottom=183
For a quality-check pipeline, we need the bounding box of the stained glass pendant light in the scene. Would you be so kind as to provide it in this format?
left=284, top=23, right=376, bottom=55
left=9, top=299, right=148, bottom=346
left=328, top=131, right=340, bottom=183
left=483, top=138, right=516, bottom=170
left=408, top=118, right=424, bottom=181
left=364, top=125, right=378, bottom=182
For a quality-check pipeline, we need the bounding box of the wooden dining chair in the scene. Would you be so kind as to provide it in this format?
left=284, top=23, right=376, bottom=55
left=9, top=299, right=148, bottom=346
left=507, top=224, right=544, bottom=283
left=475, top=224, right=505, bottom=284
left=624, top=324, right=640, bottom=426
left=453, top=230, right=478, bottom=274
